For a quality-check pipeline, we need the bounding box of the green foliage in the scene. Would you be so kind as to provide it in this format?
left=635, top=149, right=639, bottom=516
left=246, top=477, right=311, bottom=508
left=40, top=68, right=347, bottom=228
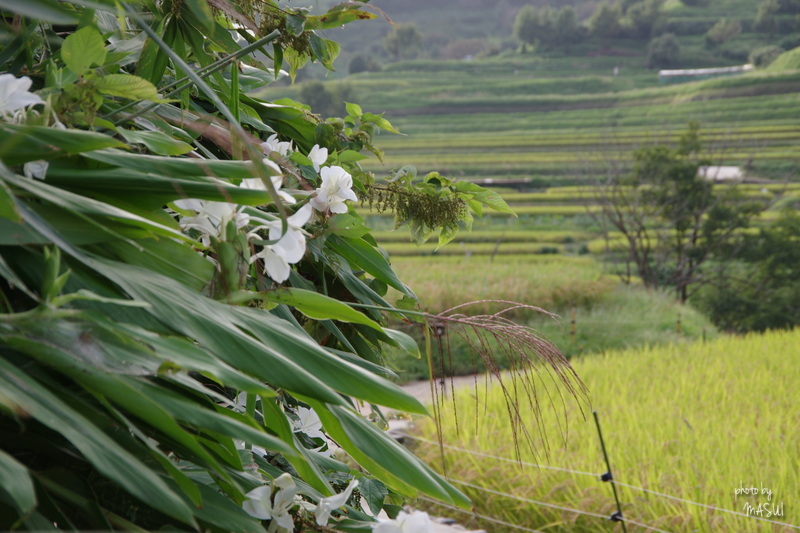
left=348, top=53, right=383, bottom=74
left=755, top=0, right=781, bottom=33
left=750, top=44, right=786, bottom=66
left=299, top=80, right=356, bottom=117
left=627, top=0, right=665, bottom=39
left=361, top=169, right=515, bottom=248
left=646, top=32, right=681, bottom=67
left=384, top=23, right=423, bottom=61
left=694, top=210, right=800, bottom=332
left=593, top=123, right=763, bottom=302
left=0, top=0, right=589, bottom=529
left=705, top=18, right=742, bottom=46
left=513, top=5, right=584, bottom=50
left=589, top=2, right=623, bottom=39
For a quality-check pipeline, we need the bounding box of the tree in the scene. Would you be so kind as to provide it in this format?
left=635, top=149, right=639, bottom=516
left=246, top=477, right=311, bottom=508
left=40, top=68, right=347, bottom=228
left=755, top=0, right=781, bottom=34
left=348, top=53, right=382, bottom=74
left=299, top=80, right=356, bottom=117
left=0, top=0, right=581, bottom=530
left=513, top=5, right=547, bottom=51
left=592, top=123, right=762, bottom=303
left=384, top=23, right=423, bottom=60
left=705, top=18, right=742, bottom=46
left=750, top=45, right=786, bottom=67
left=647, top=33, right=680, bottom=68
left=589, top=2, right=623, bottom=39
left=514, top=6, right=583, bottom=51
left=553, top=6, right=585, bottom=46
left=628, top=0, right=664, bottom=39
left=695, top=210, right=800, bottom=332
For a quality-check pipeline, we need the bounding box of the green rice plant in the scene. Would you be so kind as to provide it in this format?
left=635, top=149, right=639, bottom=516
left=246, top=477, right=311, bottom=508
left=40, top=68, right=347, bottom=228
left=389, top=256, right=615, bottom=316
left=413, top=329, right=799, bottom=532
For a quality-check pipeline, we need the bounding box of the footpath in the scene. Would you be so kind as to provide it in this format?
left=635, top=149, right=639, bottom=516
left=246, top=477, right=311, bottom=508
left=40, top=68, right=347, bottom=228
left=393, top=377, right=490, bottom=533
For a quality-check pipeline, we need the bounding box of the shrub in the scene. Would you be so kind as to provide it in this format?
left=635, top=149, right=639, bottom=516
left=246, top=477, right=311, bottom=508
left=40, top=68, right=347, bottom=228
left=646, top=33, right=680, bottom=68
left=348, top=53, right=382, bottom=74
left=750, top=45, right=786, bottom=67
left=705, top=18, right=742, bottom=46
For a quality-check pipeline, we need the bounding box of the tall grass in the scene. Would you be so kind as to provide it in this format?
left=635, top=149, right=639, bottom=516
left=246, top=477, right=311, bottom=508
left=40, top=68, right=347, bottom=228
left=413, top=329, right=800, bottom=532
left=390, top=255, right=615, bottom=315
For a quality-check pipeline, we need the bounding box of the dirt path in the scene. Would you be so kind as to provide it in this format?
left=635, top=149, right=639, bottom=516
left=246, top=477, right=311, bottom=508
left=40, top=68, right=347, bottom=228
left=391, top=376, right=494, bottom=533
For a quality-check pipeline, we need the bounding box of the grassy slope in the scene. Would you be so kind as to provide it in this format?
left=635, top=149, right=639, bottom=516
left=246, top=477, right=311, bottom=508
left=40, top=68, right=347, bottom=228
left=413, top=329, right=800, bottom=532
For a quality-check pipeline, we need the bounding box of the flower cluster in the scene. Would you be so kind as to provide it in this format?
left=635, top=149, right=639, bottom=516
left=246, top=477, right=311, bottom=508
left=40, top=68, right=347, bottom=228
left=0, top=74, right=43, bottom=116
left=174, top=138, right=358, bottom=283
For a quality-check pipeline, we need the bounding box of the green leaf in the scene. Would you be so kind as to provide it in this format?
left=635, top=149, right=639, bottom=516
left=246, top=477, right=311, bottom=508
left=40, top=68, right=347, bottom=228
left=362, top=112, right=400, bottom=134
left=0, top=125, right=125, bottom=165
left=0, top=0, right=78, bottom=24
left=82, top=148, right=271, bottom=180
left=454, top=180, right=516, bottom=216
left=262, top=288, right=383, bottom=331
left=345, top=102, right=362, bottom=117
left=337, top=150, right=368, bottom=163
left=95, top=74, right=165, bottom=102
left=437, top=222, right=458, bottom=250
left=0, top=179, right=21, bottom=222
left=382, top=328, right=420, bottom=359
left=312, top=403, right=470, bottom=508
left=359, top=478, right=388, bottom=516
left=119, top=130, right=194, bottom=156
left=328, top=213, right=371, bottom=239
left=61, top=26, right=107, bottom=75
left=285, top=13, right=306, bottom=35
left=327, top=235, right=416, bottom=299
left=308, top=34, right=340, bottom=71
left=0, top=358, right=198, bottom=527
left=0, top=449, right=36, bottom=515
left=305, top=9, right=377, bottom=30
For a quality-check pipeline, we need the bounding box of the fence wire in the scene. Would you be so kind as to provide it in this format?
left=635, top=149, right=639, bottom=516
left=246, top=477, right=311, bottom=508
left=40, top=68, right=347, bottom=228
left=407, top=433, right=800, bottom=531
left=407, top=434, right=602, bottom=478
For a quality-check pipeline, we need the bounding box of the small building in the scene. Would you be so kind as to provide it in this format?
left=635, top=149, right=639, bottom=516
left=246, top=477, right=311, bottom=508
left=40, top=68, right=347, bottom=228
left=659, top=64, right=754, bottom=84
left=698, top=166, right=744, bottom=183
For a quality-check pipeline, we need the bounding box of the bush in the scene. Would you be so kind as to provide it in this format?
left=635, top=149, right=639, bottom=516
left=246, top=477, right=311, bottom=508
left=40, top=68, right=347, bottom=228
left=705, top=18, right=742, bottom=46
left=348, top=53, right=382, bottom=75
left=299, top=81, right=357, bottom=117
left=750, top=45, right=786, bottom=67
left=589, top=1, right=623, bottom=39
left=647, top=33, right=680, bottom=68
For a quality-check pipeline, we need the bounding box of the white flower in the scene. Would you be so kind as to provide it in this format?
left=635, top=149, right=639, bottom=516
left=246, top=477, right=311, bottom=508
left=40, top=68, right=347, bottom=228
left=314, top=479, right=358, bottom=526
left=311, top=166, right=358, bottom=214
left=242, top=473, right=297, bottom=532
left=293, top=406, right=325, bottom=441
left=373, top=511, right=435, bottom=533
left=0, top=74, right=43, bottom=115
left=23, top=160, right=48, bottom=180
left=260, top=133, right=293, bottom=157
left=308, top=145, right=328, bottom=172
left=174, top=199, right=248, bottom=246
left=250, top=204, right=312, bottom=283
left=241, top=173, right=296, bottom=205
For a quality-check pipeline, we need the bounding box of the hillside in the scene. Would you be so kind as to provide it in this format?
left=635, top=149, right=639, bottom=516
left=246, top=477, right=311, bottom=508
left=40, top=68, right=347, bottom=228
left=263, top=0, right=800, bottom=185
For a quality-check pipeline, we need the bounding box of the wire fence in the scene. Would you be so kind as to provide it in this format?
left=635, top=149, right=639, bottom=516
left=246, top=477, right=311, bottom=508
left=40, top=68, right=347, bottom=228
left=404, top=420, right=800, bottom=533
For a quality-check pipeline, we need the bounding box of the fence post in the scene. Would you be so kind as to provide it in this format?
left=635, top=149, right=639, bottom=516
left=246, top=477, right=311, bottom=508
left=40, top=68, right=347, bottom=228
left=593, top=411, right=628, bottom=532
left=570, top=306, right=577, bottom=341
left=677, top=312, right=682, bottom=335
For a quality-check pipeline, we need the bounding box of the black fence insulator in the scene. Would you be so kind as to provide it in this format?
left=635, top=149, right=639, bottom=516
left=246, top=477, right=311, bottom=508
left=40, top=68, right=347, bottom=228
left=609, top=511, right=623, bottom=522
left=601, top=471, right=614, bottom=482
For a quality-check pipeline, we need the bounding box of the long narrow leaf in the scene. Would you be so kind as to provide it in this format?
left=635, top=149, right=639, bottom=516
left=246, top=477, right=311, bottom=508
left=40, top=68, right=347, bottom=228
left=0, top=358, right=198, bottom=527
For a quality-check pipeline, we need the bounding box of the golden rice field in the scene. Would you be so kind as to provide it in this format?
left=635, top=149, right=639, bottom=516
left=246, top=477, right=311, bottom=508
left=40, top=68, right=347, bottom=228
left=413, top=329, right=800, bottom=532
